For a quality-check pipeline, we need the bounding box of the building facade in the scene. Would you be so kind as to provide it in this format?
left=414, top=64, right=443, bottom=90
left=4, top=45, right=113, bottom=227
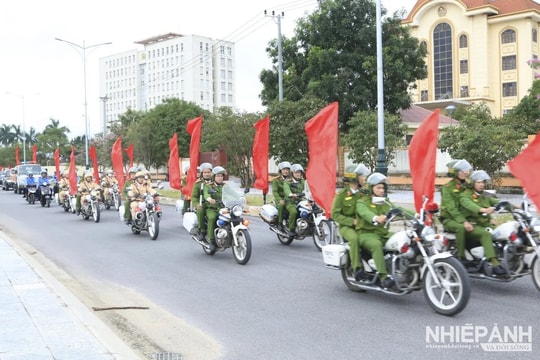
left=404, top=0, right=540, bottom=117
left=99, top=33, right=235, bottom=128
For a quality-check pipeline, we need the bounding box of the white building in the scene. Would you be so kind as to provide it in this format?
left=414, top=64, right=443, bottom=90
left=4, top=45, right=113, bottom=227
left=99, top=33, right=235, bottom=128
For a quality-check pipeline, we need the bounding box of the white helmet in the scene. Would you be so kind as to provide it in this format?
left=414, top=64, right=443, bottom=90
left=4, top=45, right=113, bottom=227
left=291, top=164, right=304, bottom=173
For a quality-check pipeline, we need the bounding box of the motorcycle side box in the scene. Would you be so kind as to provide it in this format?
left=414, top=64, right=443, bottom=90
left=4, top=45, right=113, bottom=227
left=183, top=211, right=199, bottom=234
left=260, top=204, right=278, bottom=224
left=322, top=244, right=347, bottom=269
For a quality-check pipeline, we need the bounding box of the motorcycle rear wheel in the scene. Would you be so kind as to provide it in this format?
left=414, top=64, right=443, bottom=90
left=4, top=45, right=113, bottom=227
left=313, top=219, right=333, bottom=251
left=148, top=213, right=159, bottom=240
left=531, top=255, right=540, bottom=292
left=341, top=256, right=367, bottom=293
left=232, top=229, right=252, bottom=265
left=423, top=257, right=470, bottom=316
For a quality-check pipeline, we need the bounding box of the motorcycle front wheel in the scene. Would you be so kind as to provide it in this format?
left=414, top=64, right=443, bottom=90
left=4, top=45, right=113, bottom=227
left=232, top=229, right=252, bottom=265
left=148, top=213, right=159, bottom=240
left=423, top=257, right=470, bottom=316
left=114, top=196, right=121, bottom=211
left=531, top=255, right=540, bottom=292
left=313, top=219, right=333, bottom=251
left=92, top=203, right=100, bottom=223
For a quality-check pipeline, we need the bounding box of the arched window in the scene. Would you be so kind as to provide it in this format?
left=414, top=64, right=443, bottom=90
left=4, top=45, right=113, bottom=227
left=433, top=23, right=453, bottom=100
left=459, top=34, right=468, bottom=48
left=533, top=29, right=538, bottom=43
left=501, top=29, right=516, bottom=44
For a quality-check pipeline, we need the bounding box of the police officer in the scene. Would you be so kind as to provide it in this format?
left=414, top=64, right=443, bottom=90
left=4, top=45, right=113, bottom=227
left=283, top=164, right=306, bottom=237
left=192, top=162, right=213, bottom=239
left=123, top=167, right=138, bottom=224
left=128, top=171, right=157, bottom=221
left=272, top=161, right=291, bottom=231
left=202, top=166, right=227, bottom=251
left=331, top=164, right=370, bottom=281
left=76, top=172, right=100, bottom=215
left=459, top=170, right=506, bottom=275
left=440, top=159, right=473, bottom=262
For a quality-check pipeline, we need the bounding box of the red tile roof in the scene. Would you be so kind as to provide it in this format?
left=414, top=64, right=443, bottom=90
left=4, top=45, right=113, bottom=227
left=399, top=105, right=455, bottom=125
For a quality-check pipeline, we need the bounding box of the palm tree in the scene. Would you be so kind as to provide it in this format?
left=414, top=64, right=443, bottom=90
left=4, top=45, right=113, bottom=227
left=0, top=124, right=14, bottom=146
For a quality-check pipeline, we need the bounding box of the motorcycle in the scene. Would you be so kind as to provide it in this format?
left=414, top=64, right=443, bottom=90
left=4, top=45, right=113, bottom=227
left=79, top=188, right=101, bottom=223
left=103, top=183, right=121, bottom=211
left=259, top=194, right=331, bottom=250
left=39, top=182, right=52, bottom=208
left=184, top=184, right=252, bottom=265
left=442, top=199, right=540, bottom=290
left=26, top=184, right=37, bottom=205
left=57, top=186, right=76, bottom=213
left=119, top=193, right=162, bottom=240
left=322, top=197, right=471, bottom=316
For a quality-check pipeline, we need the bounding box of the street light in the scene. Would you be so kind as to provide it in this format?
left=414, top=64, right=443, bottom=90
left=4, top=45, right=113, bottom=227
left=375, top=0, right=387, bottom=175
left=445, top=104, right=457, bottom=126
left=5, top=92, right=39, bottom=163
left=55, top=38, right=112, bottom=169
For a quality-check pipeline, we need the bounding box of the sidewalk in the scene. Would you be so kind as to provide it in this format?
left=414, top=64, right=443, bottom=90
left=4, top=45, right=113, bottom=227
left=0, top=231, right=140, bottom=360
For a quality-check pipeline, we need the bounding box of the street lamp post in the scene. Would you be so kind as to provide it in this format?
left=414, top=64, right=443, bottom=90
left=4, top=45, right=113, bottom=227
left=375, top=0, right=387, bottom=175
left=445, top=104, right=457, bottom=126
left=55, top=38, right=112, bottom=169
left=5, top=92, right=39, bottom=163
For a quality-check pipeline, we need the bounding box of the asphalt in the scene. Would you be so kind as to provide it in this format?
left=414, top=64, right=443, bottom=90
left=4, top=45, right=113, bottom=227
left=0, top=230, right=141, bottom=360
left=0, top=182, right=526, bottom=360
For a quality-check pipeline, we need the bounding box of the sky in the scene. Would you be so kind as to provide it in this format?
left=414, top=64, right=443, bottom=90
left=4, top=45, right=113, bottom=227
left=0, top=0, right=417, bottom=140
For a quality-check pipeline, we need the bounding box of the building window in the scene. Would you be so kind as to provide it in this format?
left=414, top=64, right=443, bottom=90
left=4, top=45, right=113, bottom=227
left=502, top=82, right=517, bottom=97
left=421, top=90, right=428, bottom=101
left=502, top=55, right=516, bottom=71
left=501, top=29, right=516, bottom=44
left=433, top=22, right=453, bottom=100
left=459, top=34, right=468, bottom=48
left=459, top=60, right=468, bottom=74
left=533, top=29, right=538, bottom=43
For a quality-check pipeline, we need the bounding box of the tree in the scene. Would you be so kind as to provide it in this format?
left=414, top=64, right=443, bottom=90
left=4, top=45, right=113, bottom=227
left=259, top=0, right=426, bottom=131
left=343, top=110, right=407, bottom=170
left=0, top=124, right=15, bottom=146
left=266, top=97, right=328, bottom=167
left=203, top=107, right=261, bottom=187
left=504, top=80, right=540, bottom=136
left=439, top=103, right=523, bottom=183
left=35, top=118, right=70, bottom=165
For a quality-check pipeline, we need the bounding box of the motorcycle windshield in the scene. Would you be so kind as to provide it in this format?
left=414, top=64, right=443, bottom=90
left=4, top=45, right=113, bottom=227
left=221, top=184, right=246, bottom=208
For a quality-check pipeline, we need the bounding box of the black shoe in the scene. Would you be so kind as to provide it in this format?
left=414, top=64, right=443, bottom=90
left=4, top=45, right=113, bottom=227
left=354, top=269, right=369, bottom=282
left=381, top=276, right=395, bottom=289
left=458, top=258, right=474, bottom=267
left=197, top=232, right=207, bottom=242
left=492, top=265, right=507, bottom=275
left=208, top=241, right=217, bottom=251
left=287, top=230, right=296, bottom=239
left=76, top=210, right=81, bottom=216
left=124, top=219, right=132, bottom=225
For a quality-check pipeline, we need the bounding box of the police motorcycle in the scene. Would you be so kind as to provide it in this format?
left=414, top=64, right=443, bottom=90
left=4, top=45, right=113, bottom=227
left=122, top=191, right=162, bottom=240
left=260, top=193, right=330, bottom=250
left=442, top=197, right=540, bottom=290
left=322, top=197, right=471, bottom=316
left=79, top=186, right=101, bottom=223
left=58, top=186, right=76, bottom=213
left=39, top=181, right=53, bottom=207
left=103, top=183, right=121, bottom=211
left=26, top=184, right=38, bottom=205
left=184, top=183, right=252, bottom=265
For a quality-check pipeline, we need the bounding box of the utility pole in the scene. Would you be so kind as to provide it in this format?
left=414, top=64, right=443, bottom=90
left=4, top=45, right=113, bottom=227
left=375, top=0, right=388, bottom=175
left=265, top=10, right=284, bottom=101
left=99, top=94, right=109, bottom=143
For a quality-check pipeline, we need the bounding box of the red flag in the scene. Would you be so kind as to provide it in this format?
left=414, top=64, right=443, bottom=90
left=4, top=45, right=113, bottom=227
left=68, top=146, right=77, bottom=195
left=89, top=145, right=100, bottom=183
left=111, top=137, right=125, bottom=191
left=305, top=102, right=338, bottom=218
left=168, top=133, right=181, bottom=190
left=409, top=109, right=440, bottom=213
left=182, top=115, right=203, bottom=197
left=252, top=115, right=270, bottom=193
left=32, top=145, right=37, bottom=163
left=54, top=148, right=61, bottom=182
left=15, top=147, right=20, bottom=165
left=508, top=132, right=540, bottom=209
left=125, top=144, right=134, bottom=168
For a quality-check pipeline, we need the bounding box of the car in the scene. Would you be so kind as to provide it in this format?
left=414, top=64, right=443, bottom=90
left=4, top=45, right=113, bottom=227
left=2, top=169, right=15, bottom=191
left=13, top=164, right=42, bottom=194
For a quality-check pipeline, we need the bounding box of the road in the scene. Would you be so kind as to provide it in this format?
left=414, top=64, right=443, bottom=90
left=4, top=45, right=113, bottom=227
left=0, top=189, right=538, bottom=360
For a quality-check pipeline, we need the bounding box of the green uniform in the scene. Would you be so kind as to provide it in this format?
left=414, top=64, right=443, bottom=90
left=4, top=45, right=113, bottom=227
left=272, top=175, right=290, bottom=224
left=202, top=181, right=224, bottom=242
left=123, top=179, right=134, bottom=221
left=283, top=178, right=306, bottom=232
left=331, top=185, right=366, bottom=271
left=356, top=196, right=394, bottom=277
left=440, top=178, right=469, bottom=258
left=459, top=188, right=499, bottom=260
left=192, top=179, right=211, bottom=233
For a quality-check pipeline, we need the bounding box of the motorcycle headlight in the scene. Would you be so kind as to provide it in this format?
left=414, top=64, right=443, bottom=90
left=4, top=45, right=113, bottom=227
left=90, top=190, right=97, bottom=197
left=421, top=226, right=436, bottom=240
left=232, top=205, right=243, bottom=217
left=300, top=210, right=309, bottom=219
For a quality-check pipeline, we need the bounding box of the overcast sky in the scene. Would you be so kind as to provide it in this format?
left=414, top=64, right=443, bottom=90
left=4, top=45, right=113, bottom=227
left=0, top=0, right=416, bottom=139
